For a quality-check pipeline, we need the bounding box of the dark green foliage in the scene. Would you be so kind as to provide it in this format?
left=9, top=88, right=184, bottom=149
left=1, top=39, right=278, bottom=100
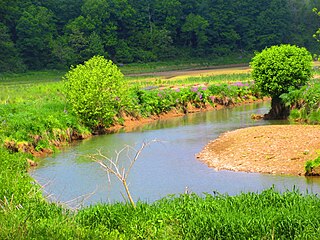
left=313, top=8, right=320, bottom=43
left=0, top=22, right=26, bottom=72
left=1, top=0, right=320, bottom=71
left=15, top=5, right=57, bottom=69
left=63, top=56, right=128, bottom=129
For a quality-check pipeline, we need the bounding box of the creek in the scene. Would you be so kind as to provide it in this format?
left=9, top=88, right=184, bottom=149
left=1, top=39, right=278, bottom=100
left=30, top=102, right=320, bottom=208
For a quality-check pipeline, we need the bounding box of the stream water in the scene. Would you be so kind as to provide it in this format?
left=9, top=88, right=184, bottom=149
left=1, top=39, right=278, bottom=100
left=30, top=102, right=320, bottom=208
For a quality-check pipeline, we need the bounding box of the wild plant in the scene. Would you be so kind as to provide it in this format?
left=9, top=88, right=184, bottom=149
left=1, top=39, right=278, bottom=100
left=305, top=156, right=320, bottom=175
left=281, top=81, right=320, bottom=123
left=63, top=56, right=129, bottom=129
left=88, top=140, right=159, bottom=208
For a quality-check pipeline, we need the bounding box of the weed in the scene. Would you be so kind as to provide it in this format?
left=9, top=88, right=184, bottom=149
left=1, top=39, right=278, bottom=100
left=305, top=156, right=320, bottom=175
left=282, top=80, right=320, bottom=123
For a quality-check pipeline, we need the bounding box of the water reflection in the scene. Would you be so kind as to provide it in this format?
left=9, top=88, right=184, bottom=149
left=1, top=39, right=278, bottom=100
left=30, top=102, right=319, bottom=208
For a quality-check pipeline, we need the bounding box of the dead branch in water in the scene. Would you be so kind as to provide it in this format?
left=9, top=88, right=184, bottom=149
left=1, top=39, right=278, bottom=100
left=88, top=139, right=159, bottom=208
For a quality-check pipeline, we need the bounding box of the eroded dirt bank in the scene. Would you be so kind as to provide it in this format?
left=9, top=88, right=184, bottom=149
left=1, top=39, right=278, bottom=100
left=197, top=125, right=320, bottom=176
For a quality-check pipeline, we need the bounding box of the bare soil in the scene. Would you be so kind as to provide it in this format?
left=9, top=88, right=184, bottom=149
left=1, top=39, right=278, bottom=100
left=197, top=125, right=320, bottom=176
left=127, top=63, right=250, bottom=79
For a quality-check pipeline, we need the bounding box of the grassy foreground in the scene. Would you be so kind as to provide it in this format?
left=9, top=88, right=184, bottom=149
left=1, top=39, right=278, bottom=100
left=1, top=61, right=320, bottom=238
left=2, top=147, right=320, bottom=239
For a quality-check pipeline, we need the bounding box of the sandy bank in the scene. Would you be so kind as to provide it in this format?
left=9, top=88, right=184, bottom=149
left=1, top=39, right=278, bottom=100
left=197, top=125, right=320, bottom=176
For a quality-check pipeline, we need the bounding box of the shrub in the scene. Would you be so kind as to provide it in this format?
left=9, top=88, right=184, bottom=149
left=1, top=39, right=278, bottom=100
left=63, top=56, right=128, bottom=129
left=250, top=44, right=313, bottom=119
left=281, top=81, right=320, bottom=123
left=305, top=156, right=320, bottom=175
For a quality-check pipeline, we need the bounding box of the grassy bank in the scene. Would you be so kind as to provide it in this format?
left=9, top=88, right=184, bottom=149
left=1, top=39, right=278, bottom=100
left=0, top=67, right=261, bottom=154
left=0, top=80, right=90, bottom=154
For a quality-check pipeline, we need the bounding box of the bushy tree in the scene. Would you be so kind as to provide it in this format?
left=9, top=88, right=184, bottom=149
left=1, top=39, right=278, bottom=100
left=250, top=44, right=313, bottom=119
left=63, top=56, right=128, bottom=129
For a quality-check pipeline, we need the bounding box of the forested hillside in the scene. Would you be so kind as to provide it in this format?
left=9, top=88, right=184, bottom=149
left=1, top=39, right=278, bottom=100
left=1, top=0, right=319, bottom=71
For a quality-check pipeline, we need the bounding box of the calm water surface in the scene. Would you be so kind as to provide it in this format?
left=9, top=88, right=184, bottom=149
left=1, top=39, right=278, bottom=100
left=30, top=102, right=320, bottom=207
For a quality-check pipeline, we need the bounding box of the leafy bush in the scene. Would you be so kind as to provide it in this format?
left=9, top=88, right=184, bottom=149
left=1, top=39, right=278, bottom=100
left=63, top=56, right=128, bottom=129
left=250, top=44, right=313, bottom=119
left=305, top=156, right=320, bottom=175
left=250, top=44, right=313, bottom=98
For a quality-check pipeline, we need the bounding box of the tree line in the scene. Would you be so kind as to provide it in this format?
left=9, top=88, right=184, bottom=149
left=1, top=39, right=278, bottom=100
left=1, top=0, right=319, bottom=72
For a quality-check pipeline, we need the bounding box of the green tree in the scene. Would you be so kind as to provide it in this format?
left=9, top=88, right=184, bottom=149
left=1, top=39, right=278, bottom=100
left=126, top=0, right=176, bottom=61
left=50, top=35, right=76, bottom=69
left=0, top=22, right=25, bottom=72
left=182, top=13, right=209, bottom=48
left=40, top=0, right=83, bottom=34
left=129, top=27, right=173, bottom=61
left=63, top=56, right=128, bottom=129
left=313, top=7, right=320, bottom=43
left=203, top=0, right=239, bottom=55
left=81, top=0, right=134, bottom=60
left=63, top=15, right=95, bottom=64
left=233, top=0, right=260, bottom=51
left=16, top=5, right=56, bottom=69
left=154, top=0, right=182, bottom=38
left=255, top=0, right=291, bottom=49
left=250, top=44, right=313, bottom=119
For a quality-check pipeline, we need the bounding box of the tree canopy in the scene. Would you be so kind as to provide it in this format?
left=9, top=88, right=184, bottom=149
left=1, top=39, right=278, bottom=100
left=250, top=44, right=313, bottom=119
left=0, top=0, right=320, bottom=71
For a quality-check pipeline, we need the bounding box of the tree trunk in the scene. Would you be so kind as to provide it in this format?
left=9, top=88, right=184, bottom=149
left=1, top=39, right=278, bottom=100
left=264, top=96, right=290, bottom=120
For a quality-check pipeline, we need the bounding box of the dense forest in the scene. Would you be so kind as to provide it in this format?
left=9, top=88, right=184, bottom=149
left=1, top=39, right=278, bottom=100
left=1, top=0, right=320, bottom=72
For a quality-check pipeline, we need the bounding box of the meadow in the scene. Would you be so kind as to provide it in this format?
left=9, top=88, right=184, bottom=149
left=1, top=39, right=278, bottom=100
left=1, top=60, right=320, bottom=239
